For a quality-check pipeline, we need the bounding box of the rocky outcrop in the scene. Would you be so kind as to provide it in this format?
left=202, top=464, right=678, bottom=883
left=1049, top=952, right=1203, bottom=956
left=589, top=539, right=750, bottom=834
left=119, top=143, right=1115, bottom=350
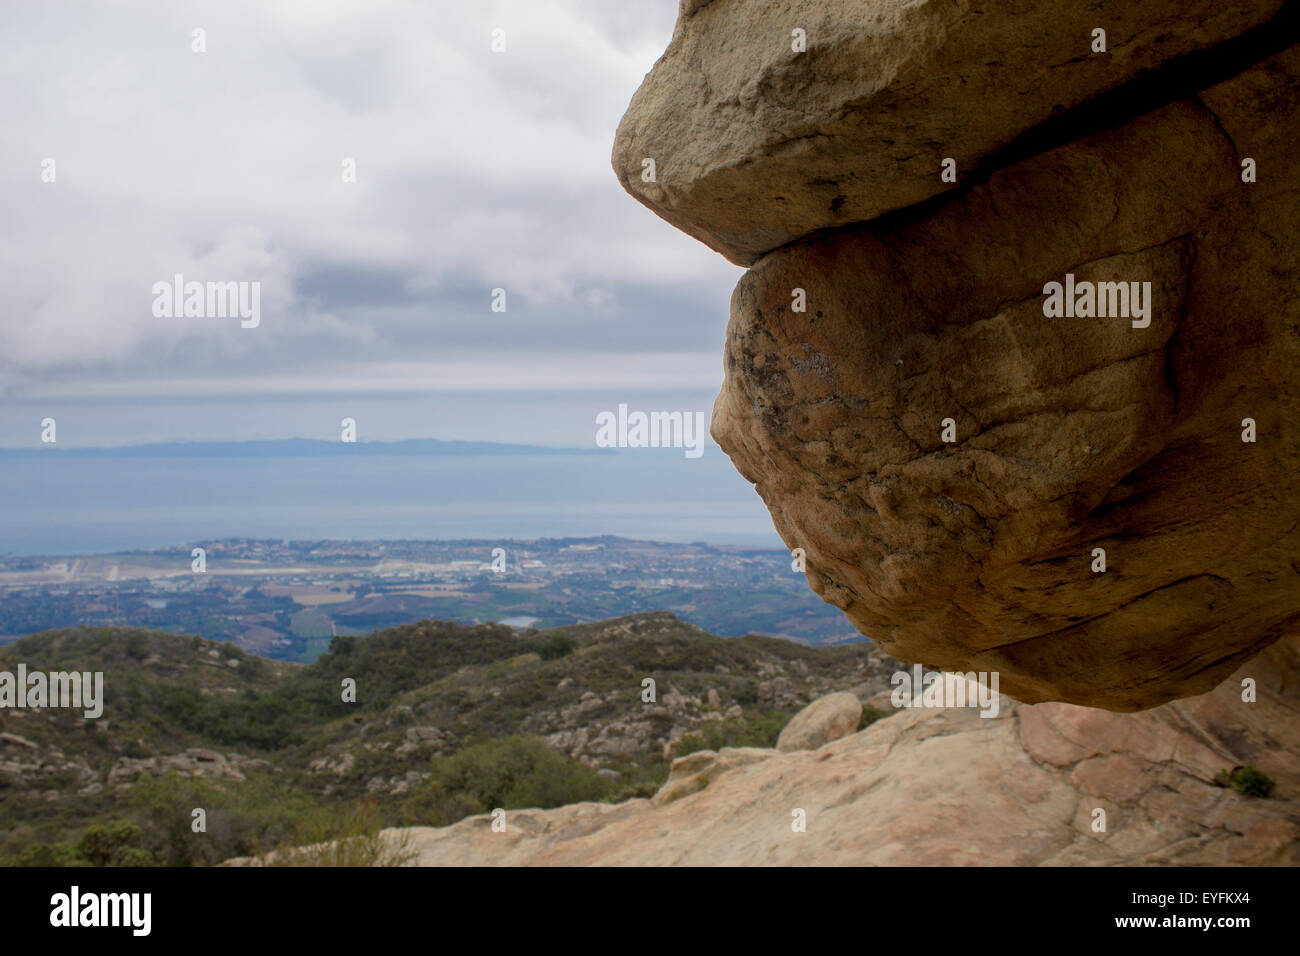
left=0, top=732, right=37, bottom=752
left=775, top=691, right=861, bottom=751
left=374, top=634, right=1299, bottom=866
left=394, top=725, right=449, bottom=757
left=0, top=735, right=262, bottom=800
left=615, top=3, right=1300, bottom=710
left=106, top=749, right=269, bottom=789
left=1, top=732, right=100, bottom=800
left=614, top=0, right=1293, bottom=265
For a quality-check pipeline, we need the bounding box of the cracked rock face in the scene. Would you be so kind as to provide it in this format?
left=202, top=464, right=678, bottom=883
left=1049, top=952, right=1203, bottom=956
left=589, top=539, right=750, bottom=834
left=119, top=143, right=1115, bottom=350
left=613, top=0, right=1290, bottom=265
left=616, top=5, right=1300, bottom=710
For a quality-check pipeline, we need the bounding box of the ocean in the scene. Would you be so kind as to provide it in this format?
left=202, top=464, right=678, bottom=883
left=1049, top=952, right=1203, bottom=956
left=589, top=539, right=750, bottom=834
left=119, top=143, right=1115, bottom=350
left=0, top=452, right=783, bottom=556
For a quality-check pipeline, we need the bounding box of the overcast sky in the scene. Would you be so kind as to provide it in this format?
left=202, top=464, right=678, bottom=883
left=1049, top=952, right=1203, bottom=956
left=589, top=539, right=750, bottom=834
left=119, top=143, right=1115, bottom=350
left=0, top=0, right=739, bottom=447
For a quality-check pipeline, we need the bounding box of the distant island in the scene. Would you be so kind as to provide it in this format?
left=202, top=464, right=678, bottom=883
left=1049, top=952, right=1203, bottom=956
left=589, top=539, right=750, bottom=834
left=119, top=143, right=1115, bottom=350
left=0, top=438, right=608, bottom=459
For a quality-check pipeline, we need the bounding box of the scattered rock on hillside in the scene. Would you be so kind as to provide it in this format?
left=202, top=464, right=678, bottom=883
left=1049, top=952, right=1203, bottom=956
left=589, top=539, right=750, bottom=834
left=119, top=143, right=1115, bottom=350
left=394, top=726, right=449, bottom=757
left=107, top=749, right=269, bottom=789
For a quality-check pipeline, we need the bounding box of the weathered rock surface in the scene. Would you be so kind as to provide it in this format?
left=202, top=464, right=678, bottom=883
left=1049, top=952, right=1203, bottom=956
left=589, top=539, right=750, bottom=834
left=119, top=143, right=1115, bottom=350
left=615, top=0, right=1300, bottom=710
left=775, top=691, right=861, bottom=751
left=613, top=0, right=1291, bottom=264
left=365, top=635, right=1298, bottom=866
left=711, top=48, right=1300, bottom=709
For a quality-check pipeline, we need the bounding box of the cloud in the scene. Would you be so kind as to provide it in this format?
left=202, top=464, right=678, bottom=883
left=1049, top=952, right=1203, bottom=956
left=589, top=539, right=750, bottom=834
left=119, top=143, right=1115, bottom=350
left=0, top=0, right=739, bottom=401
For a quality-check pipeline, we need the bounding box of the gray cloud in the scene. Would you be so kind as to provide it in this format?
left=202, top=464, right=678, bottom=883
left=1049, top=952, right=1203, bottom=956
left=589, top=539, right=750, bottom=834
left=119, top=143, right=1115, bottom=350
left=0, top=0, right=739, bottom=414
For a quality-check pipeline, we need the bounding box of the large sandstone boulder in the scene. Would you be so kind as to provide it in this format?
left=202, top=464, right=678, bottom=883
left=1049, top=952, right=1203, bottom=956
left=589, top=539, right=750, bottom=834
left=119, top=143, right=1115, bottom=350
left=711, top=49, right=1300, bottom=710
left=342, top=635, right=1299, bottom=866
left=613, top=0, right=1292, bottom=264
left=614, top=0, right=1300, bottom=710
left=775, top=691, right=861, bottom=751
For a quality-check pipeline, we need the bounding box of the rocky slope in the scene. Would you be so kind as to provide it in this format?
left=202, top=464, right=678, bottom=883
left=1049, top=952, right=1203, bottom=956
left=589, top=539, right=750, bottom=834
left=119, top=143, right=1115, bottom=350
left=615, top=0, right=1300, bottom=710
left=292, top=612, right=897, bottom=799
left=376, top=634, right=1298, bottom=866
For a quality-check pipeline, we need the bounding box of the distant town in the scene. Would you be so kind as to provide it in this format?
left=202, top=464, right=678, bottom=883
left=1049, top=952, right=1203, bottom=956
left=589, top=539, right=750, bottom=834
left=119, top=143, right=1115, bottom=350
left=0, top=537, right=865, bottom=659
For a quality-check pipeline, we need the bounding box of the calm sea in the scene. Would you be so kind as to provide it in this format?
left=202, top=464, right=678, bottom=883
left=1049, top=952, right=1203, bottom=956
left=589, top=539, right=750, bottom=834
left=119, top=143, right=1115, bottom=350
left=0, top=453, right=783, bottom=556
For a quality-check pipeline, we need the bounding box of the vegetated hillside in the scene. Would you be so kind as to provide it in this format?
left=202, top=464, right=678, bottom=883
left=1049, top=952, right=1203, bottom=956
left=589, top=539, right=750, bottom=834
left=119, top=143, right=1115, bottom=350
left=0, top=611, right=896, bottom=865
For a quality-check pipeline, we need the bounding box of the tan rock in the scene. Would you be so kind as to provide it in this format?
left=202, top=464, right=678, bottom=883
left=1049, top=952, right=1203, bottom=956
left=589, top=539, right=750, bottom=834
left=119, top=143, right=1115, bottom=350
left=652, top=746, right=773, bottom=806
left=710, top=48, right=1300, bottom=710
left=612, top=0, right=1290, bottom=264
left=776, top=691, right=862, bottom=751
left=862, top=689, right=897, bottom=714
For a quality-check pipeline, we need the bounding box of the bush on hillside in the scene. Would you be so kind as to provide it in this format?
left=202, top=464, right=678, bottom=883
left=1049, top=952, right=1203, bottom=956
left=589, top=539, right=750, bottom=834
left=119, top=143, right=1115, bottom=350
left=517, top=633, right=576, bottom=660
left=0, top=820, right=153, bottom=867
left=269, top=799, right=415, bottom=867
left=668, top=709, right=790, bottom=759
left=400, top=736, right=610, bottom=827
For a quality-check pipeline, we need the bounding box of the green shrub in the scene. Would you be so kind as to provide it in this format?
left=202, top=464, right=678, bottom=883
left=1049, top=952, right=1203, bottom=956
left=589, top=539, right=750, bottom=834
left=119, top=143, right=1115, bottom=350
left=517, top=633, right=576, bottom=660
left=128, top=771, right=339, bottom=866
left=236, top=655, right=264, bottom=679
left=857, top=705, right=890, bottom=731
left=2, top=841, right=85, bottom=867
left=1, top=821, right=153, bottom=867
left=269, top=800, right=415, bottom=867
left=76, top=821, right=154, bottom=866
left=669, top=710, right=790, bottom=759
left=1219, top=766, right=1275, bottom=798
left=400, top=736, right=609, bottom=827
